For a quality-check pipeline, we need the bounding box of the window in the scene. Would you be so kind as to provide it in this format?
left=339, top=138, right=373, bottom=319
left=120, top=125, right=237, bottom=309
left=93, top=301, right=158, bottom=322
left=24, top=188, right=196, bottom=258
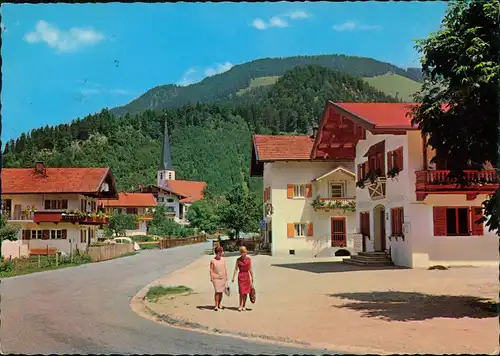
left=433, top=206, right=484, bottom=236
left=330, top=183, right=345, bottom=198
left=166, top=198, right=175, bottom=203
left=80, top=230, right=87, bottom=243
left=391, top=208, right=404, bottom=237
left=168, top=173, right=172, bottom=180
left=157, top=197, right=164, bottom=203
left=44, top=199, right=68, bottom=210
left=446, top=208, right=469, bottom=236
left=31, top=230, right=42, bottom=240
left=50, top=230, right=63, bottom=240
left=287, top=184, right=312, bottom=199
left=293, top=185, right=306, bottom=198
left=387, top=147, right=404, bottom=172
left=294, top=223, right=307, bottom=237
left=160, top=172, right=164, bottom=180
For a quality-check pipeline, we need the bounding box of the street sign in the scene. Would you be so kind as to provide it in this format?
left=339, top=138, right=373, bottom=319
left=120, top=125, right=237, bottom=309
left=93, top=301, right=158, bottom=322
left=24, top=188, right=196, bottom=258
left=259, top=219, right=266, bottom=228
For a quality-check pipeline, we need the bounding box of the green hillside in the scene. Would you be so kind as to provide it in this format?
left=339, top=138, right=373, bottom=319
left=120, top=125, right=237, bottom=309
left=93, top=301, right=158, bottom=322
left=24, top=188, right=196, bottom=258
left=363, top=73, right=421, bottom=102
left=236, top=76, right=280, bottom=96
left=110, top=54, right=421, bottom=116
left=5, top=65, right=398, bottom=195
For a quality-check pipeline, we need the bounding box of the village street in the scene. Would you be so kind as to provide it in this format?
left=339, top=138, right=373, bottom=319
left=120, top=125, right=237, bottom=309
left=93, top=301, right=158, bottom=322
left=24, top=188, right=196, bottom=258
left=0, top=243, right=327, bottom=355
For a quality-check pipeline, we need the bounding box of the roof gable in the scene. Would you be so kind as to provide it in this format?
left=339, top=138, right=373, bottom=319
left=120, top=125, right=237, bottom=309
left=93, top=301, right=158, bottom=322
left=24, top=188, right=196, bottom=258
left=312, top=166, right=355, bottom=182
left=253, top=134, right=315, bottom=161
left=165, top=180, right=206, bottom=204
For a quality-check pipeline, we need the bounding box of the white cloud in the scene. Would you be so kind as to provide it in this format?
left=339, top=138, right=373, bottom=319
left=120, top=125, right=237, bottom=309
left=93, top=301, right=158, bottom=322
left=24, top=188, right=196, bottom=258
left=252, top=10, right=311, bottom=30
left=24, top=20, right=104, bottom=52
left=177, top=62, right=234, bottom=86
left=332, top=21, right=382, bottom=32
left=204, top=62, right=234, bottom=77
left=287, top=10, right=311, bottom=19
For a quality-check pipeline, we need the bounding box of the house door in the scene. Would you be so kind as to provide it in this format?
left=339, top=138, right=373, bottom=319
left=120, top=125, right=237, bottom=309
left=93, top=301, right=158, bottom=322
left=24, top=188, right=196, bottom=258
left=331, top=217, right=347, bottom=247
left=373, top=205, right=386, bottom=251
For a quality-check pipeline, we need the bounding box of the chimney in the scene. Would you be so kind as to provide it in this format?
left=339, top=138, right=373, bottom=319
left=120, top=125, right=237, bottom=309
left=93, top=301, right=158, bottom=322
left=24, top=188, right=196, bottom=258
left=34, top=162, right=46, bottom=175
left=312, top=126, right=319, bottom=139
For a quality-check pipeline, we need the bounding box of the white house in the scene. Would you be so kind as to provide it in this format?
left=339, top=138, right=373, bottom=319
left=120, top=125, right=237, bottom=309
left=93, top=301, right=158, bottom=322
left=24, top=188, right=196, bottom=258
left=250, top=132, right=362, bottom=258
left=134, top=121, right=206, bottom=225
left=1, top=162, right=118, bottom=258
left=99, top=192, right=156, bottom=236
left=315, top=101, right=498, bottom=268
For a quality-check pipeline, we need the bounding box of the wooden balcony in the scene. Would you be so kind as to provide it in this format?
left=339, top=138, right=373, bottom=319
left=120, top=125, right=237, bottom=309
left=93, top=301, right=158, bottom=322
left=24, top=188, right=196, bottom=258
left=33, top=211, right=109, bottom=225
left=137, top=214, right=154, bottom=221
left=415, top=170, right=498, bottom=201
left=311, top=197, right=356, bottom=212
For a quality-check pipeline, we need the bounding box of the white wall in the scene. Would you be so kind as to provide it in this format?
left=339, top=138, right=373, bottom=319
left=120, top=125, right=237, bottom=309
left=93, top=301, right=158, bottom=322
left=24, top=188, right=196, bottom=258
left=157, top=192, right=180, bottom=218
left=265, top=160, right=356, bottom=257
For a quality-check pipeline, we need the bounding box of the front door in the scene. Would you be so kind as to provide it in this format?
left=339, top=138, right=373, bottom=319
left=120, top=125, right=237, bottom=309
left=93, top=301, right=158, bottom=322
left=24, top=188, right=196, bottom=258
left=331, top=217, right=347, bottom=247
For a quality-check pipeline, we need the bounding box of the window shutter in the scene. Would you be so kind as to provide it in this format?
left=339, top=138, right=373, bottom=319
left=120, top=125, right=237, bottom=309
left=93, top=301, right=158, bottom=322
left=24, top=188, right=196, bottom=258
left=263, top=188, right=267, bottom=202
left=390, top=209, right=395, bottom=235
left=387, top=152, right=393, bottom=171
left=433, top=207, right=447, bottom=236
left=305, top=184, right=312, bottom=198
left=471, top=207, right=484, bottom=236
left=357, top=164, right=361, bottom=179
left=378, top=153, right=385, bottom=175
left=287, top=223, right=295, bottom=238
left=397, top=147, right=404, bottom=170
left=42, top=230, right=50, bottom=240
left=62, top=229, right=67, bottom=240
left=45, top=200, right=50, bottom=210
left=62, top=200, right=68, bottom=210
left=287, top=185, right=294, bottom=199
left=23, top=229, right=31, bottom=240
left=307, top=223, right=314, bottom=237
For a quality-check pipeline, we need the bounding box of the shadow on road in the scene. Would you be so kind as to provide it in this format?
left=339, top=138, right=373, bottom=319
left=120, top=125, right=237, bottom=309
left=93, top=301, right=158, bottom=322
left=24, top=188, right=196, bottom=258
left=272, top=261, right=405, bottom=274
left=196, top=305, right=253, bottom=312
left=329, top=291, right=499, bottom=321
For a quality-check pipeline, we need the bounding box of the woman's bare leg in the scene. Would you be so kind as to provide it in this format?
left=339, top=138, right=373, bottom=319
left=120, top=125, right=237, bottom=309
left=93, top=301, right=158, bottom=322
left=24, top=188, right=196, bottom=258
left=242, top=294, right=247, bottom=309
left=214, top=293, right=219, bottom=310
left=217, top=293, right=223, bottom=308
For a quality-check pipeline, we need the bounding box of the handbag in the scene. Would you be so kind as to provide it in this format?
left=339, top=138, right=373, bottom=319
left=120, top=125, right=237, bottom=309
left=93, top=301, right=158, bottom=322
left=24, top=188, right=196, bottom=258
left=249, top=284, right=256, bottom=304
left=224, top=283, right=231, bottom=297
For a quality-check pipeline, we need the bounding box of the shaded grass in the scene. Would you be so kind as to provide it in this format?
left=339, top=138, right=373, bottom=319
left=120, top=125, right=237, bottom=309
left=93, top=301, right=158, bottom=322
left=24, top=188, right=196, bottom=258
left=146, top=285, right=193, bottom=302
left=139, top=242, right=159, bottom=249
left=363, top=73, right=421, bottom=102
left=236, top=76, right=280, bottom=96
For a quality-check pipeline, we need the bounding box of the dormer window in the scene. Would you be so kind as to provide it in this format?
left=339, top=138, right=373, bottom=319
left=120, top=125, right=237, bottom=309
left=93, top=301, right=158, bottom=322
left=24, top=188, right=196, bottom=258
left=160, top=172, right=164, bottom=180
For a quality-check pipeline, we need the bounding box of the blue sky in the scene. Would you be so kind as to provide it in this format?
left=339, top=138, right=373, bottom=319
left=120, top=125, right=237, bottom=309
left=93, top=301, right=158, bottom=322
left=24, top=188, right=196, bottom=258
left=1, top=2, right=448, bottom=142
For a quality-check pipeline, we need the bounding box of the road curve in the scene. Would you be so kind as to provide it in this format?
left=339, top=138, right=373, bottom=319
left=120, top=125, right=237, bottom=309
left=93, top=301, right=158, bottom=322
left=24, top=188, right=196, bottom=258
left=1, top=243, right=328, bottom=354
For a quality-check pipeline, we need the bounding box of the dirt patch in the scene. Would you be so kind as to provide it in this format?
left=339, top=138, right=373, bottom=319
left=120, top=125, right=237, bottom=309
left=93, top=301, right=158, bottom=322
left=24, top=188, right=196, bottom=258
left=140, top=255, right=499, bottom=355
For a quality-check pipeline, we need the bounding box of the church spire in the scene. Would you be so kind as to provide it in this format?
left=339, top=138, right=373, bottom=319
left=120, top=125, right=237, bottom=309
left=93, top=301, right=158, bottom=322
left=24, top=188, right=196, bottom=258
left=160, top=118, right=173, bottom=171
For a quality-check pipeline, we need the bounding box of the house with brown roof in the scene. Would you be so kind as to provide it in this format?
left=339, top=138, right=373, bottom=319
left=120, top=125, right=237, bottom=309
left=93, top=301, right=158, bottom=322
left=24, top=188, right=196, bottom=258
left=99, top=192, right=156, bottom=235
left=313, top=101, right=498, bottom=268
left=133, top=121, right=206, bottom=225
left=250, top=121, right=362, bottom=258
left=1, top=162, right=118, bottom=258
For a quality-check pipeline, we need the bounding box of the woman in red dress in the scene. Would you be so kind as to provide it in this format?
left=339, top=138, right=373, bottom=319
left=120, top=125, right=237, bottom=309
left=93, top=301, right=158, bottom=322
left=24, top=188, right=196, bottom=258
left=231, top=246, right=253, bottom=311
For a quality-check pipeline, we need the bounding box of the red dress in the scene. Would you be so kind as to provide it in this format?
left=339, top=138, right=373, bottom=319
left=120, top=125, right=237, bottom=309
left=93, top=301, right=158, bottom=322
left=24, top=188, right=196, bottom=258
left=237, top=256, right=252, bottom=295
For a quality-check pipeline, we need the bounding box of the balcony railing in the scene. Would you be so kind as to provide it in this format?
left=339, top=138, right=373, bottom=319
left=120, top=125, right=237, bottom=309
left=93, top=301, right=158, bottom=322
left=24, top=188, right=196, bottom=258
left=415, top=169, right=498, bottom=201
left=34, top=211, right=108, bottom=225
left=416, top=170, right=498, bottom=191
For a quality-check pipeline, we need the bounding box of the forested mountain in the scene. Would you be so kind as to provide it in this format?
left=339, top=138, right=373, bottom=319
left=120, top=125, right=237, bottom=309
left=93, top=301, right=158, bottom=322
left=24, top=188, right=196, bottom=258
left=110, top=54, right=420, bottom=116
left=4, top=65, right=399, bottom=195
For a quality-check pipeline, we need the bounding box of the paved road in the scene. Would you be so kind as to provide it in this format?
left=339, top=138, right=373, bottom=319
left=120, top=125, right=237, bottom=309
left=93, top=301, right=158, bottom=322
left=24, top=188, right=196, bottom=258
left=1, top=243, right=329, bottom=354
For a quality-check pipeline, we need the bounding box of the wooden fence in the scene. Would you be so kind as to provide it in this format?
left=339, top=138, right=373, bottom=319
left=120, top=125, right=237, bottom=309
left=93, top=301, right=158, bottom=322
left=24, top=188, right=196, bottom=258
left=158, top=235, right=207, bottom=249
left=87, top=243, right=134, bottom=262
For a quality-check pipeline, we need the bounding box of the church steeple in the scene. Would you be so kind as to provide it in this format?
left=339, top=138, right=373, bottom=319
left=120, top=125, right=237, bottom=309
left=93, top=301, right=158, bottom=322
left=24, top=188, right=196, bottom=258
left=157, top=118, right=175, bottom=186
left=160, top=119, right=173, bottom=171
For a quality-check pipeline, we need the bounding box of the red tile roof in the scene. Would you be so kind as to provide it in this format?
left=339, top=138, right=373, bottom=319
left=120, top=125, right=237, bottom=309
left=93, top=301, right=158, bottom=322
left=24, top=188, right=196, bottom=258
left=99, top=192, right=156, bottom=208
left=2, top=167, right=112, bottom=194
left=166, top=180, right=206, bottom=204
left=333, top=102, right=449, bottom=128
left=253, top=135, right=315, bottom=161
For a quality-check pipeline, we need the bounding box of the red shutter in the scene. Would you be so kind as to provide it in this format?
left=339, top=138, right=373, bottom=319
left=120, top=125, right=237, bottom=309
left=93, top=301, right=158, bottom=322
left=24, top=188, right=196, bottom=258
left=433, top=207, right=447, bottom=236
left=357, top=164, right=361, bottom=179
left=42, top=230, right=50, bottom=240
left=366, top=158, right=371, bottom=172
left=378, top=153, right=385, bottom=175
left=471, top=207, right=484, bottom=236
left=287, top=185, right=294, bottom=199
left=397, top=147, right=404, bottom=170
left=23, top=229, right=31, bottom=240
left=305, top=184, right=312, bottom=198
left=387, top=151, right=393, bottom=171
left=62, top=200, right=68, bottom=210
left=390, top=209, right=395, bottom=235
left=307, top=223, right=314, bottom=237
left=287, top=223, right=295, bottom=238
left=45, top=200, right=51, bottom=210
left=62, top=229, right=67, bottom=240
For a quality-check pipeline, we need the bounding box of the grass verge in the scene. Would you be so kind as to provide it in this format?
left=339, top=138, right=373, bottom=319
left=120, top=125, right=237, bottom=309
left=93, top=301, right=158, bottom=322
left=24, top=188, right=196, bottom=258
left=146, top=285, right=193, bottom=302
left=139, top=243, right=159, bottom=249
